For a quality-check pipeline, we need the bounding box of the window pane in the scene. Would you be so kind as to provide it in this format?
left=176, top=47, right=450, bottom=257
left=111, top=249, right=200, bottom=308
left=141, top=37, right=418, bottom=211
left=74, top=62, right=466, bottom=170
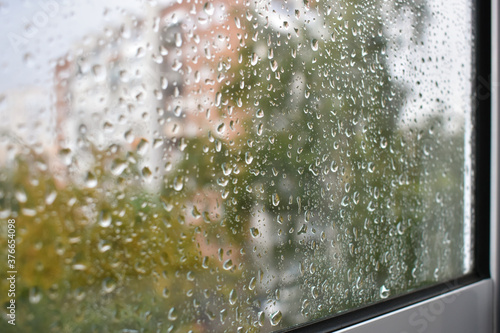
left=0, top=0, right=472, bottom=331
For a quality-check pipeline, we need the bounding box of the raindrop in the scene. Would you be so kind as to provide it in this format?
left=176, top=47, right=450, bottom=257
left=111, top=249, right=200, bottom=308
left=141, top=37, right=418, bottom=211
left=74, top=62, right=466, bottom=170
left=174, top=105, right=182, bottom=117
left=250, top=227, right=259, bottom=238
left=249, top=277, right=256, bottom=290
left=202, top=256, right=209, bottom=269
left=161, top=76, right=168, bottom=89
left=72, top=264, right=87, bottom=271
left=102, top=277, right=117, bottom=294
left=215, top=92, right=222, bottom=106
left=99, top=210, right=112, bottom=228
left=174, top=32, right=182, bottom=47
left=98, top=240, right=111, bottom=253
left=217, top=122, right=226, bottom=133
left=221, top=163, right=232, bottom=176
left=379, top=285, right=390, bottom=299
left=272, top=193, right=280, bottom=206
left=85, top=172, right=98, bottom=188
left=258, top=311, right=265, bottom=326
left=311, top=39, right=319, bottom=51
left=380, top=137, right=388, bottom=149
left=330, top=161, right=338, bottom=173
left=173, top=176, right=184, bottom=191
left=142, top=167, right=152, bottom=182
left=368, top=162, right=375, bottom=173
left=223, top=259, right=233, bottom=270
left=137, top=139, right=149, bottom=155
left=203, top=2, right=215, bottom=15
left=311, top=286, right=319, bottom=299
left=15, top=189, right=27, bottom=203
left=162, top=287, right=170, bottom=298
left=250, top=53, right=259, bottom=66
left=111, top=159, right=127, bottom=176
left=270, top=311, right=282, bottom=326
left=92, top=64, right=106, bottom=81
left=270, top=60, right=278, bottom=72
left=245, top=152, right=254, bottom=164
left=29, top=287, right=42, bottom=304
left=229, top=289, right=237, bottom=305
left=168, top=307, right=178, bottom=321
left=23, top=52, right=34, bottom=67
left=45, top=191, right=57, bottom=205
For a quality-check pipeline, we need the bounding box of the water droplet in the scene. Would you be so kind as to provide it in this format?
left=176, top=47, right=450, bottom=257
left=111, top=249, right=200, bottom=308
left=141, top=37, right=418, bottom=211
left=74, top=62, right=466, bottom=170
left=102, top=277, right=117, bottom=294
left=250, top=53, right=259, bottom=66
left=98, top=240, right=111, bottom=253
left=15, top=189, right=27, bottom=203
left=380, top=137, right=388, bottom=149
left=202, top=256, right=209, bottom=269
left=173, top=176, right=184, bottom=191
left=250, top=227, right=259, bottom=238
left=220, top=308, right=227, bottom=323
left=92, top=64, right=106, bottom=81
left=72, top=264, right=87, bottom=271
left=270, top=310, right=282, bottom=326
left=142, top=167, right=152, bottom=182
left=311, top=286, right=319, bottom=299
left=330, top=161, right=338, bottom=173
left=174, top=32, right=182, bottom=47
left=99, top=210, right=112, bottom=227
left=223, top=259, right=233, bottom=270
left=368, top=162, right=375, bottom=173
left=168, top=307, right=178, bottom=321
left=29, top=287, right=42, bottom=304
left=215, top=92, right=222, bottom=107
left=379, top=285, right=390, bottom=299
left=23, top=52, right=35, bottom=67
left=174, top=105, right=182, bottom=117
left=74, top=288, right=86, bottom=301
left=85, top=172, right=97, bottom=188
left=161, top=76, right=168, bottom=89
left=311, top=39, right=319, bottom=51
left=45, top=190, right=57, bottom=205
left=270, top=59, right=278, bottom=72
left=245, top=152, right=254, bottom=164
left=229, top=289, right=237, bottom=305
left=258, top=311, right=265, bottom=326
left=217, top=122, right=226, bottom=133
left=136, top=46, right=145, bottom=58
left=203, top=2, right=215, bottom=15
left=272, top=193, right=280, bottom=206
left=249, top=277, right=257, bottom=290
left=137, top=139, right=149, bottom=155
left=221, top=162, right=232, bottom=176
left=111, top=159, right=127, bottom=176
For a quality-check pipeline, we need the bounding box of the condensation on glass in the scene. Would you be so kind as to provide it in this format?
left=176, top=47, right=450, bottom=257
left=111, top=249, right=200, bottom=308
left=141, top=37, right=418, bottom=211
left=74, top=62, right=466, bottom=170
left=0, top=0, right=472, bottom=331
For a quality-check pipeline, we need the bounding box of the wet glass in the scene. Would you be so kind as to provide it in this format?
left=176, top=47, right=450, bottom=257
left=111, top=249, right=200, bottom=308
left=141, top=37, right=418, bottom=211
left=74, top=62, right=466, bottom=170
left=0, top=0, right=472, bottom=331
